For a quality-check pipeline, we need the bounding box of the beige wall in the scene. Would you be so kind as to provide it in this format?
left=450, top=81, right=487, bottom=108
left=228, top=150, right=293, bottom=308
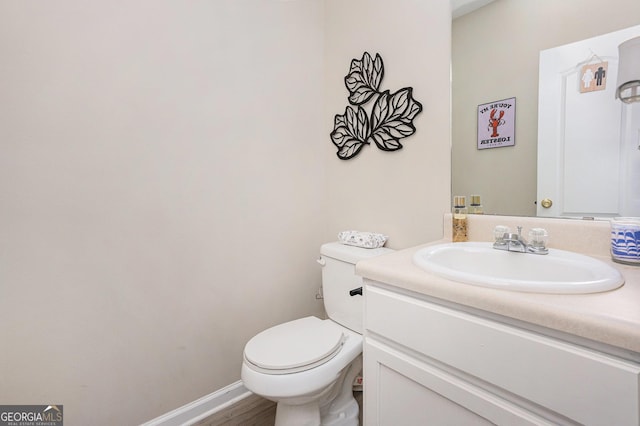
left=452, top=0, right=640, bottom=216
left=0, top=0, right=451, bottom=424
left=0, top=1, right=327, bottom=424
left=324, top=0, right=451, bottom=249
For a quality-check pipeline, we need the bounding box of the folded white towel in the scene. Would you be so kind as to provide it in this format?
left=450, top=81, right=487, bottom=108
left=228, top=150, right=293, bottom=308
left=338, top=230, right=388, bottom=249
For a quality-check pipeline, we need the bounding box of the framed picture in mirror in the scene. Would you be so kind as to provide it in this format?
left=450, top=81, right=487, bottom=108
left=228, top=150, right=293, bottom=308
left=477, top=97, right=516, bottom=150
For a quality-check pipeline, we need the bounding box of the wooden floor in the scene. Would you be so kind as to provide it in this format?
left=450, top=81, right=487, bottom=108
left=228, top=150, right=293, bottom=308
left=193, top=391, right=363, bottom=426
left=192, top=393, right=276, bottom=426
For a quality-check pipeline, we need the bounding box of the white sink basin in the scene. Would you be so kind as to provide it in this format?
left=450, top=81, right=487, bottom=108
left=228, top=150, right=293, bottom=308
left=412, top=242, right=624, bottom=294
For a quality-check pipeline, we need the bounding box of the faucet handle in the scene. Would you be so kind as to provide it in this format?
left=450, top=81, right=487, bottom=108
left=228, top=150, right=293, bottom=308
left=493, top=225, right=510, bottom=242
left=528, top=228, right=549, bottom=249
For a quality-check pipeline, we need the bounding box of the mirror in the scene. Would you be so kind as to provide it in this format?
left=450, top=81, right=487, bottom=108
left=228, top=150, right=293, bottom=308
left=452, top=0, right=640, bottom=217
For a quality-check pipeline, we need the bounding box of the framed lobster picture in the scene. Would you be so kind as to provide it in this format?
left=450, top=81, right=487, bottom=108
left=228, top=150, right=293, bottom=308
left=477, top=97, right=516, bottom=150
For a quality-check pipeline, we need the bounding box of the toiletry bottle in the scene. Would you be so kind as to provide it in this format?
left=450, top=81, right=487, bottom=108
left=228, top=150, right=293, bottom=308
left=469, top=194, right=484, bottom=214
left=452, top=195, right=468, bottom=242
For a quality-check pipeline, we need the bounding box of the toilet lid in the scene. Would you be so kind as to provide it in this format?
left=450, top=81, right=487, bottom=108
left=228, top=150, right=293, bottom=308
left=244, top=317, right=344, bottom=373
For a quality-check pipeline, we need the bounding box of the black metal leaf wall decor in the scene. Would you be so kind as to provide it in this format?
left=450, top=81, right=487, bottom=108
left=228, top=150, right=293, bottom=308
left=330, top=52, right=423, bottom=160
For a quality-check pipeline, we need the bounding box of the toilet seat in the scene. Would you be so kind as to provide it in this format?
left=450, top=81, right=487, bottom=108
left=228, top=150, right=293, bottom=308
left=244, top=317, right=345, bottom=375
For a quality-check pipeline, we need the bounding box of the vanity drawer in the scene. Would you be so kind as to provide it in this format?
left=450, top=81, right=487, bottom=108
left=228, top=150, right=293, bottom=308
left=365, top=283, right=640, bottom=426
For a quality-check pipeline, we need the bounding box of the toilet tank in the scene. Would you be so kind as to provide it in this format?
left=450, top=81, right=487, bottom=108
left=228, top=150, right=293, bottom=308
left=319, top=242, right=394, bottom=333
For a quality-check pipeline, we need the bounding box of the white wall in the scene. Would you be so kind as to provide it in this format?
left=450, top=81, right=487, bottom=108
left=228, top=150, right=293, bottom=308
left=324, top=0, right=451, bottom=249
left=452, top=0, right=640, bottom=216
left=0, top=0, right=452, bottom=424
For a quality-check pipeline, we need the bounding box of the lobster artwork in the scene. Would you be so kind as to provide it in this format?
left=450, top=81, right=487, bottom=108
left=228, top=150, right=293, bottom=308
left=488, top=109, right=505, bottom=137
left=477, top=98, right=515, bottom=150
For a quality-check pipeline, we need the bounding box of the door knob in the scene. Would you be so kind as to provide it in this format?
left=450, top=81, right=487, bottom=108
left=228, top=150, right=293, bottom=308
left=541, top=198, right=553, bottom=208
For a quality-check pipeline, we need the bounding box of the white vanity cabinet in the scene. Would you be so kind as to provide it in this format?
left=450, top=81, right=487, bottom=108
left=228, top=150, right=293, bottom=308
left=363, top=281, right=640, bottom=426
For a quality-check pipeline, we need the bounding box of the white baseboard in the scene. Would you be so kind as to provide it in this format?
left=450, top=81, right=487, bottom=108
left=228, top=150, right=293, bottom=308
left=141, top=381, right=252, bottom=426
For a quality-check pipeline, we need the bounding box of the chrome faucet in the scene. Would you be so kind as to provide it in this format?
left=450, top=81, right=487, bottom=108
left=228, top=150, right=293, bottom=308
left=493, top=226, right=549, bottom=255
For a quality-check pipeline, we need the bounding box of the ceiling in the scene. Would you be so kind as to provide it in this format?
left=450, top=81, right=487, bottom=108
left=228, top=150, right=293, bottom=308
left=451, top=0, right=495, bottom=19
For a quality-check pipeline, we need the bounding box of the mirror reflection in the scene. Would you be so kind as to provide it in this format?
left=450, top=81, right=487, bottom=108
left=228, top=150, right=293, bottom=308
left=452, top=0, right=640, bottom=217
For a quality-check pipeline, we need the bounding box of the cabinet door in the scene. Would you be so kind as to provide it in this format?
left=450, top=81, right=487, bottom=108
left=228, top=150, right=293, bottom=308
left=364, top=338, right=555, bottom=426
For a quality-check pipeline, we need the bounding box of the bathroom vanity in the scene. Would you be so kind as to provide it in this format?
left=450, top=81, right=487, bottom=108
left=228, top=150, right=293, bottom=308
left=356, top=215, right=640, bottom=426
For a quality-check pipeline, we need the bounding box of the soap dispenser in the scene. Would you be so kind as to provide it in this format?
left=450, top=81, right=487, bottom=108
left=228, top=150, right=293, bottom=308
left=469, top=194, right=484, bottom=214
left=452, top=195, right=468, bottom=242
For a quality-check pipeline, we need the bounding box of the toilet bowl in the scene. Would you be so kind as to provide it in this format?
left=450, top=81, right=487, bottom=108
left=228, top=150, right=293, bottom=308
left=241, top=317, right=362, bottom=426
left=241, top=242, right=393, bottom=426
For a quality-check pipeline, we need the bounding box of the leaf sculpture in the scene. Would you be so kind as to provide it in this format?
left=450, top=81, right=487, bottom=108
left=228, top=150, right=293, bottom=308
left=344, top=52, right=384, bottom=105
left=331, top=106, right=370, bottom=160
left=331, top=52, right=423, bottom=160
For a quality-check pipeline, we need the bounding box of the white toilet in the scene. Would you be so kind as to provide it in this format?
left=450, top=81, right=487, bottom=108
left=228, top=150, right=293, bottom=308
left=241, top=242, right=393, bottom=426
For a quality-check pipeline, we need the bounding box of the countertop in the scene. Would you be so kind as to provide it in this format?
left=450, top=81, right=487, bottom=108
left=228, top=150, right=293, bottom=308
left=355, top=215, right=640, bottom=355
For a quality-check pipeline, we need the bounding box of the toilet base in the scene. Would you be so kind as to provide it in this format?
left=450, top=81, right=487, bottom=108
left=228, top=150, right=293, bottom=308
left=274, top=355, right=362, bottom=426
left=320, top=396, right=359, bottom=426
left=275, top=402, right=321, bottom=426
